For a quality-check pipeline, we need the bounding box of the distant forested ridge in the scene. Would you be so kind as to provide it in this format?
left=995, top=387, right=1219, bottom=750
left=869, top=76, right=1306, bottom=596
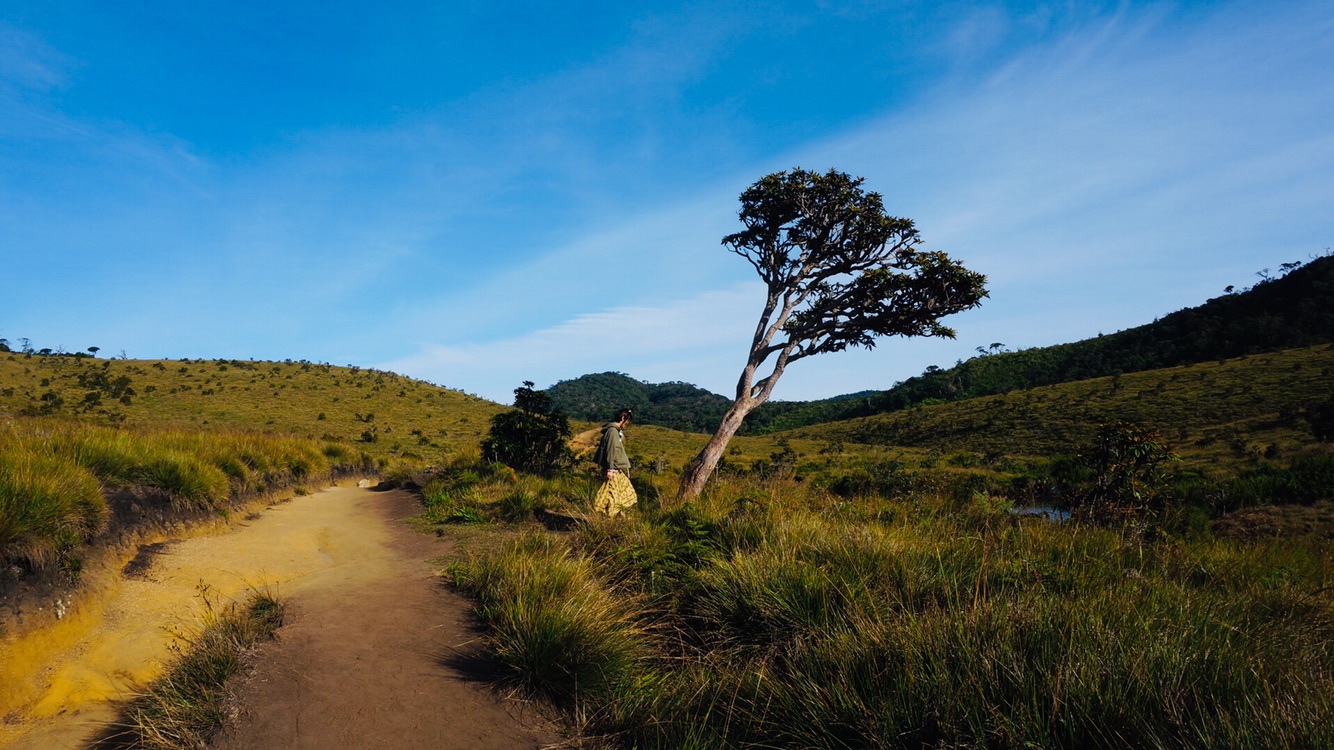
left=550, top=255, right=1334, bottom=433
left=546, top=372, right=732, bottom=433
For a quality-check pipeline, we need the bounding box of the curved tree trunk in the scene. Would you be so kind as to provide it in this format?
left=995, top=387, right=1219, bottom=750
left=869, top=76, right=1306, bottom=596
left=677, top=399, right=756, bottom=500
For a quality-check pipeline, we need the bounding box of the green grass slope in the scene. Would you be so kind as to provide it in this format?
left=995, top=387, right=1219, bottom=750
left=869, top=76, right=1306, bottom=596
left=0, top=355, right=502, bottom=461
left=755, top=254, right=1334, bottom=432
left=791, top=344, right=1334, bottom=474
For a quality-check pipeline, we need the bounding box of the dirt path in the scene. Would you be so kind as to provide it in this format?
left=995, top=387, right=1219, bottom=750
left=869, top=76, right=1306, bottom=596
left=211, top=487, right=560, bottom=749
left=0, top=486, right=560, bottom=749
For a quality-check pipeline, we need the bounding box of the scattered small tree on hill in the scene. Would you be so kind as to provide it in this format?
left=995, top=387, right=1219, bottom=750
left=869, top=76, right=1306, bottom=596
left=482, top=381, right=572, bottom=477
left=678, top=168, right=988, bottom=499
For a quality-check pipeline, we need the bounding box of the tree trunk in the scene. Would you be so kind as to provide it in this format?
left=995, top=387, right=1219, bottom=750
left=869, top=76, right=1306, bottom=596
left=677, top=399, right=755, bottom=500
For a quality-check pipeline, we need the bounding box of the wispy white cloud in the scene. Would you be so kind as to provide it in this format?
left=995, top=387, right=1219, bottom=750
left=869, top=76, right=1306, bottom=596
left=0, top=22, right=70, bottom=93
left=380, top=283, right=761, bottom=401
left=790, top=0, right=1334, bottom=342
left=381, top=0, right=1334, bottom=402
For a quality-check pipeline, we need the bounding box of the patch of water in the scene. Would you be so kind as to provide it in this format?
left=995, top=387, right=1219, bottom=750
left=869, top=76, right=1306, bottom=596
left=1010, top=505, right=1071, bottom=522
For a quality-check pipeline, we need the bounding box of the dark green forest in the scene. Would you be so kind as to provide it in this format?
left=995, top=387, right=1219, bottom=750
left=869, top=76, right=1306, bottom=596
left=549, top=254, right=1334, bottom=434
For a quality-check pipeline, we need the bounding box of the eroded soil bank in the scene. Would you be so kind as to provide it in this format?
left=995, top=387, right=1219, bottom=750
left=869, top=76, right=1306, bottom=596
left=0, top=486, right=558, bottom=749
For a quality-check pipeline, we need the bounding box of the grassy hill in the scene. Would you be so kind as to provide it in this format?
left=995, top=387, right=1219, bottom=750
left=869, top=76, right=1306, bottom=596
left=799, top=253, right=1331, bottom=411
left=0, top=355, right=502, bottom=462
left=7, top=340, right=1322, bottom=484
left=0, top=354, right=510, bottom=592
left=791, top=344, right=1334, bottom=475
left=0, top=354, right=825, bottom=478
left=4, top=337, right=1330, bottom=591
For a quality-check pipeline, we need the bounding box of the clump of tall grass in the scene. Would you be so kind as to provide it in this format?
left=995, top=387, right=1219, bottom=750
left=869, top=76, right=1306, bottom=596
left=452, top=533, right=649, bottom=708
left=152, top=431, right=331, bottom=500
left=419, top=479, right=492, bottom=524
left=0, top=425, right=105, bottom=569
left=1, top=418, right=339, bottom=574
left=42, top=423, right=325, bottom=508
left=414, top=461, right=570, bottom=526
left=109, top=589, right=285, bottom=750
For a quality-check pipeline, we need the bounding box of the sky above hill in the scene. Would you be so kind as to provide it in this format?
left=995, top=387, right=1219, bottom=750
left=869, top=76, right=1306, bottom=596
left=3, top=1, right=1332, bottom=405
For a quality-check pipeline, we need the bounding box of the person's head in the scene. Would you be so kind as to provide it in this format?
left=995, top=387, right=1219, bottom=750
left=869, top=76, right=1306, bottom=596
left=616, top=408, right=633, bottom=425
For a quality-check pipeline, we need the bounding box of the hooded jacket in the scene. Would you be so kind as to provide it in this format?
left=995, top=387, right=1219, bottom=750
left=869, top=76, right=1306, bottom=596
left=594, top=422, right=630, bottom=472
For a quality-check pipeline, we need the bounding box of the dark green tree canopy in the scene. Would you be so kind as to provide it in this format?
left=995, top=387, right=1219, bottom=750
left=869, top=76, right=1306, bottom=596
left=481, top=381, right=572, bottom=477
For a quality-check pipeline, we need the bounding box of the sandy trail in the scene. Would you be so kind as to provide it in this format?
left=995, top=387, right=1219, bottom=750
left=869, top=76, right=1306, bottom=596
left=0, top=486, right=558, bottom=749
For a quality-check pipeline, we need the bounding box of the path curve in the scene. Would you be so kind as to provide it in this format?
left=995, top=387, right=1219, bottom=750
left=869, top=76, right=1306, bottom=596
left=0, top=486, right=559, bottom=749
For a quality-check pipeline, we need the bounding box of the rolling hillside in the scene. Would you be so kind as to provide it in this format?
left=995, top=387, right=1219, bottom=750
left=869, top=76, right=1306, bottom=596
left=547, top=372, right=731, bottom=433
left=790, top=343, right=1334, bottom=475
left=0, top=356, right=502, bottom=461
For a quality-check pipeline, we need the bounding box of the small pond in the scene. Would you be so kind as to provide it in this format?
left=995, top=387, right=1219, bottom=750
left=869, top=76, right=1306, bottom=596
left=1010, top=505, right=1071, bottom=522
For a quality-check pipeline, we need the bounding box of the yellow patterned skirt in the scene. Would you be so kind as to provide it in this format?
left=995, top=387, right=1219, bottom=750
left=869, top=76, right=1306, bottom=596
left=594, top=472, right=638, bottom=516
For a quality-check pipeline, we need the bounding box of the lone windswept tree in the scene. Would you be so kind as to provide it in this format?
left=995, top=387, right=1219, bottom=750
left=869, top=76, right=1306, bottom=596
left=678, top=168, right=988, bottom=499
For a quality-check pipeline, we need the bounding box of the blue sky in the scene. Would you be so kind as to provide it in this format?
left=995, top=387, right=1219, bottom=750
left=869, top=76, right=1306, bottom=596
left=3, top=1, right=1331, bottom=404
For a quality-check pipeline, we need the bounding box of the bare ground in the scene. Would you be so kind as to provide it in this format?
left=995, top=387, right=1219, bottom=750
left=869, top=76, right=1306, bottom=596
left=0, top=485, right=561, bottom=749
left=209, top=487, right=562, bottom=749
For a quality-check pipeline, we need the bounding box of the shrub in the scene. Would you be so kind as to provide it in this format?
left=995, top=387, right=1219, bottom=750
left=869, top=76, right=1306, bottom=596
left=480, top=381, right=572, bottom=477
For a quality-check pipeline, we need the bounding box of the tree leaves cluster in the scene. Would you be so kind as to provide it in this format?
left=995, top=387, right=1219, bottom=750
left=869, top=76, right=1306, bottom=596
left=679, top=168, right=988, bottom=498
left=481, top=381, right=572, bottom=477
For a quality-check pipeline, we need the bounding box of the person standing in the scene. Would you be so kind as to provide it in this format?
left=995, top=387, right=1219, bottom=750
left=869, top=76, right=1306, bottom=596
left=593, top=408, right=637, bottom=516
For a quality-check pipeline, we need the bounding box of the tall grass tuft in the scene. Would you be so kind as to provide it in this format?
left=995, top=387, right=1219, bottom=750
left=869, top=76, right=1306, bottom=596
left=110, top=589, right=285, bottom=750
left=0, top=425, right=105, bottom=568
left=454, top=533, right=649, bottom=708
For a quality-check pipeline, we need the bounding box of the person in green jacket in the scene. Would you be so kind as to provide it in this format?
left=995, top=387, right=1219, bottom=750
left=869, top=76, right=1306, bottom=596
left=593, top=408, right=637, bottom=516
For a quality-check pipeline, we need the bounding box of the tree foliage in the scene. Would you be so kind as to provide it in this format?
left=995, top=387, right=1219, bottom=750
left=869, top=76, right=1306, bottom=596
left=1075, top=421, right=1178, bottom=520
left=481, top=381, right=572, bottom=477
left=723, top=169, right=987, bottom=370
left=679, top=168, right=988, bottom=498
